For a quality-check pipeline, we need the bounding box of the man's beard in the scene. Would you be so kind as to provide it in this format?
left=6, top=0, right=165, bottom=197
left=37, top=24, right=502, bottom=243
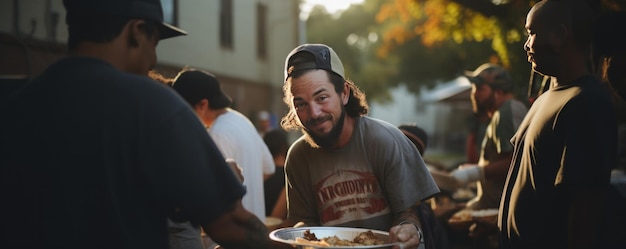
left=472, top=95, right=492, bottom=115
left=483, top=92, right=496, bottom=112
left=302, top=108, right=346, bottom=149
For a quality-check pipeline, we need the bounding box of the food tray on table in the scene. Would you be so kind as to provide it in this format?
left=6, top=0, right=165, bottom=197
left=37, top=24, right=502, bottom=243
left=270, top=226, right=402, bottom=249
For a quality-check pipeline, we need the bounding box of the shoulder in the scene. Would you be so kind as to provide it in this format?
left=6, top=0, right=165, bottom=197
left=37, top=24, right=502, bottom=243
left=354, top=117, right=412, bottom=152
left=505, top=99, right=528, bottom=110
left=286, top=135, right=311, bottom=156
left=501, top=99, right=528, bottom=115
left=213, top=109, right=257, bottom=132
left=358, top=116, right=406, bottom=141
left=29, top=57, right=185, bottom=109
left=570, top=76, right=614, bottom=108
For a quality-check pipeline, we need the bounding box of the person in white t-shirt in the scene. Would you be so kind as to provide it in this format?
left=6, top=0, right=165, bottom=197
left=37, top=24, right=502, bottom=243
left=172, top=69, right=275, bottom=222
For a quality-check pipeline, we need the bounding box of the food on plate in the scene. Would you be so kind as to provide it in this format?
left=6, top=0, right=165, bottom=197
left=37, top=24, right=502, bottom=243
left=295, top=229, right=385, bottom=246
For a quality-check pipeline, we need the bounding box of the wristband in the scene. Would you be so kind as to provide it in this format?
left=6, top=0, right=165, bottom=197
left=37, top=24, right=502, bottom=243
left=399, top=221, right=425, bottom=244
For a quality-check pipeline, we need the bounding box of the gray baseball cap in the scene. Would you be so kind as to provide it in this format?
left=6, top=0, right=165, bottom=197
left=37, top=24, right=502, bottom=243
left=464, top=63, right=513, bottom=91
left=284, top=44, right=345, bottom=81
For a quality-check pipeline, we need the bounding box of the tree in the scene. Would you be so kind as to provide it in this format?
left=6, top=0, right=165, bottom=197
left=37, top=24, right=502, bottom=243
left=305, top=0, right=626, bottom=103
left=306, top=1, right=400, bottom=103
left=376, top=0, right=626, bottom=96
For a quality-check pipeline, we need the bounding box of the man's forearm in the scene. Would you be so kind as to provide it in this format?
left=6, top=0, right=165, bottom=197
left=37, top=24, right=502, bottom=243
left=202, top=201, right=290, bottom=249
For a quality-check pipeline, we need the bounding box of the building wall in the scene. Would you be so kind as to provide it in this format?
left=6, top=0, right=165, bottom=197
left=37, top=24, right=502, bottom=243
left=0, top=0, right=300, bottom=130
left=0, top=0, right=67, bottom=77
left=157, top=0, right=299, bottom=125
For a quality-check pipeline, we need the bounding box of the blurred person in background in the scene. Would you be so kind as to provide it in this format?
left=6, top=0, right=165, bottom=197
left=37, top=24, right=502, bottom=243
left=593, top=11, right=626, bottom=103
left=257, top=110, right=274, bottom=137
left=593, top=10, right=626, bottom=174
left=592, top=9, right=626, bottom=247
left=449, top=63, right=528, bottom=248
left=465, top=106, right=490, bottom=165
left=398, top=124, right=452, bottom=249
left=171, top=68, right=275, bottom=223
left=499, top=1, right=618, bottom=248
left=262, top=128, right=291, bottom=221
left=0, top=1, right=287, bottom=249
left=279, top=43, right=440, bottom=249
left=148, top=71, right=245, bottom=249
left=452, top=64, right=528, bottom=210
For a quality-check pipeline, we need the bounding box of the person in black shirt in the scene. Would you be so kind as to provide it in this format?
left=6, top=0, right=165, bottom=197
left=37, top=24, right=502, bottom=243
left=499, top=1, right=618, bottom=248
left=0, top=1, right=289, bottom=249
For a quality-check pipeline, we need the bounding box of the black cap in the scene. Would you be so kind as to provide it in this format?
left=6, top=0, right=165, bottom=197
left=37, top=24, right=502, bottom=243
left=398, top=124, right=428, bottom=155
left=284, top=44, right=345, bottom=81
left=63, top=0, right=187, bottom=40
left=172, top=69, right=233, bottom=109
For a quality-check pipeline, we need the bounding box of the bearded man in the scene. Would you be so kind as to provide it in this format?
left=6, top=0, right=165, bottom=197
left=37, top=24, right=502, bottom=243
left=278, top=44, right=440, bottom=249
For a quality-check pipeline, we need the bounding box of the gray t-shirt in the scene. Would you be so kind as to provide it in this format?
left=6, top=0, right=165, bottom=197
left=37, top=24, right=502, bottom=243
left=285, top=116, right=440, bottom=231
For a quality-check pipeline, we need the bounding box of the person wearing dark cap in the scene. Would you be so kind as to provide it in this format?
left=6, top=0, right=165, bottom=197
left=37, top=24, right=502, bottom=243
left=0, top=1, right=287, bottom=249
left=262, top=128, right=291, bottom=220
left=398, top=124, right=429, bottom=155
left=441, top=63, right=528, bottom=248
left=279, top=43, right=439, bottom=249
left=398, top=124, right=453, bottom=249
left=171, top=69, right=275, bottom=223
left=451, top=63, right=528, bottom=199
left=499, top=1, right=618, bottom=248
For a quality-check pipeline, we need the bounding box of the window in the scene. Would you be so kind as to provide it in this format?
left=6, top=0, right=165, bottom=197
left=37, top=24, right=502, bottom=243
left=160, top=0, right=178, bottom=26
left=220, top=0, right=234, bottom=49
left=256, top=3, right=268, bottom=60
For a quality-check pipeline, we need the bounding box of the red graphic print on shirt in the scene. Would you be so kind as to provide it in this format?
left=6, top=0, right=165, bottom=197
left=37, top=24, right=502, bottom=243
left=313, top=169, right=390, bottom=226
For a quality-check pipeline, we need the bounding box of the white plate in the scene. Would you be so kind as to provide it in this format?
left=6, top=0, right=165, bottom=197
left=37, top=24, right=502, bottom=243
left=269, top=226, right=401, bottom=249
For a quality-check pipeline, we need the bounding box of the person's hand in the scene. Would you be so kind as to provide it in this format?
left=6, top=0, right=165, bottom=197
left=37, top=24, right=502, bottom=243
left=225, top=158, right=244, bottom=183
left=451, top=164, right=482, bottom=184
left=389, top=223, right=421, bottom=249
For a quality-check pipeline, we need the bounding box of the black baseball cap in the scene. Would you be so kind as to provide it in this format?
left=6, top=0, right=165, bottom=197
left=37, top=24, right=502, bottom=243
left=63, top=0, right=187, bottom=40
left=284, top=44, right=345, bottom=81
left=172, top=69, right=233, bottom=109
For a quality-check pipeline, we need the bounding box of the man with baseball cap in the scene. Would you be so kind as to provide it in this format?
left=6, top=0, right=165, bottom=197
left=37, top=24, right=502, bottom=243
left=279, top=43, right=440, bottom=249
left=171, top=68, right=275, bottom=226
left=446, top=63, right=528, bottom=246
left=1, top=1, right=286, bottom=249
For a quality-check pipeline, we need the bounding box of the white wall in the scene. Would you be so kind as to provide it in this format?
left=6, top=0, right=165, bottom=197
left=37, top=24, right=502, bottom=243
left=0, top=0, right=299, bottom=90
left=369, top=84, right=437, bottom=131
left=157, top=0, right=299, bottom=88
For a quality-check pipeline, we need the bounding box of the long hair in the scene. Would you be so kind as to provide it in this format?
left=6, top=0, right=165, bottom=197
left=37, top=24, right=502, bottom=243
left=593, top=11, right=626, bottom=101
left=280, top=69, right=369, bottom=131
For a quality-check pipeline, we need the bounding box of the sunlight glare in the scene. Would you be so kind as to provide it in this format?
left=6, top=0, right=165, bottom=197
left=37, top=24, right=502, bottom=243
left=301, top=0, right=365, bottom=19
